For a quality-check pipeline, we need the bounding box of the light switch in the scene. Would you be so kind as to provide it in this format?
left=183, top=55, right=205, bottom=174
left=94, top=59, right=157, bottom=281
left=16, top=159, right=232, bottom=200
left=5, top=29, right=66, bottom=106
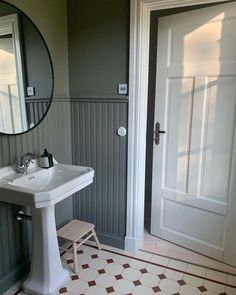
left=27, top=86, right=35, bottom=96
left=118, top=84, right=128, bottom=95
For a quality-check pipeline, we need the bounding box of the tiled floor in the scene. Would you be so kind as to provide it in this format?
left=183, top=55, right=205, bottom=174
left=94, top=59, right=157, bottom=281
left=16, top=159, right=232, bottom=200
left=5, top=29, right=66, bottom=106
left=143, top=230, right=236, bottom=275
left=4, top=243, right=236, bottom=295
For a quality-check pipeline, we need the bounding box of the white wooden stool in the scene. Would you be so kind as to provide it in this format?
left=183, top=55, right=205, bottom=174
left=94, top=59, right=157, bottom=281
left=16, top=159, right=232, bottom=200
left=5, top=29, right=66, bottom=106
left=57, top=219, right=101, bottom=274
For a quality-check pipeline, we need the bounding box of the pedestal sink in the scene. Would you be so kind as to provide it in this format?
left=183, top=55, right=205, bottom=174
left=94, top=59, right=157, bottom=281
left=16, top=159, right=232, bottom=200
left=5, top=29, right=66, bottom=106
left=0, top=161, right=94, bottom=295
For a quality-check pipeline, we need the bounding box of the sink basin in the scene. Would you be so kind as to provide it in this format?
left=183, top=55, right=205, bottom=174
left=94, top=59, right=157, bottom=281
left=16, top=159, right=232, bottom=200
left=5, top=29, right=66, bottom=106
left=0, top=160, right=94, bottom=295
left=0, top=162, right=94, bottom=208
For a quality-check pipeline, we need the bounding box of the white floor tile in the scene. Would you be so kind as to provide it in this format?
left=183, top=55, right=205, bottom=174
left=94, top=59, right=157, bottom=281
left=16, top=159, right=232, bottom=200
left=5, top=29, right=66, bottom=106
left=113, top=253, right=131, bottom=265
left=186, top=264, right=207, bottom=277
left=84, top=285, right=107, bottom=295
left=134, top=250, right=152, bottom=261
left=226, top=286, right=236, bottom=295
left=146, top=264, right=165, bottom=275
left=78, top=268, right=98, bottom=282
left=227, top=274, right=236, bottom=287
left=168, top=259, right=187, bottom=271
left=204, top=280, right=225, bottom=293
left=159, top=278, right=180, bottom=294
left=164, top=268, right=183, bottom=281
left=140, top=272, right=160, bottom=287
left=105, top=262, right=124, bottom=275
left=183, top=274, right=204, bottom=287
left=122, top=267, right=142, bottom=281
left=129, top=258, right=148, bottom=270
left=179, top=284, right=201, bottom=295
left=133, top=285, right=154, bottom=295
left=113, top=278, right=135, bottom=294
left=95, top=273, right=116, bottom=288
left=150, top=254, right=170, bottom=266
left=67, top=279, right=89, bottom=295
left=89, top=257, right=107, bottom=270
left=206, top=269, right=227, bottom=283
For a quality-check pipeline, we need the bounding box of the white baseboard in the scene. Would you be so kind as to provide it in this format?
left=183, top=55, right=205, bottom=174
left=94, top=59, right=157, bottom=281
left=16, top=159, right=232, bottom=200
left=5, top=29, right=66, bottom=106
left=125, top=236, right=137, bottom=253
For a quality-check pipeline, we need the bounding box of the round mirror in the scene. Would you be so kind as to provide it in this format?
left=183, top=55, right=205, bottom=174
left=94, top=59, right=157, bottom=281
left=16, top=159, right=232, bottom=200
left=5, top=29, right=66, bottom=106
left=0, top=1, right=53, bottom=135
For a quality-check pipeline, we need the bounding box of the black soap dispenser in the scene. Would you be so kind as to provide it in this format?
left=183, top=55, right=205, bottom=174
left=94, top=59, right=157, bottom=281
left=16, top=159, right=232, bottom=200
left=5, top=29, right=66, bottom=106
left=40, top=148, right=53, bottom=168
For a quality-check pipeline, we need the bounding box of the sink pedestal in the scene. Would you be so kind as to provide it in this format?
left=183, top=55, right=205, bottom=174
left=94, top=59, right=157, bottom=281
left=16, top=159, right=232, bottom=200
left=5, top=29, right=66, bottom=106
left=23, top=205, right=69, bottom=295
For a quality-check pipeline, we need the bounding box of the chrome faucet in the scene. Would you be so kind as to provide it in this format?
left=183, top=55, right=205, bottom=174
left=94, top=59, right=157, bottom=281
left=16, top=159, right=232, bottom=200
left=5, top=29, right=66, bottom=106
left=13, top=153, right=36, bottom=175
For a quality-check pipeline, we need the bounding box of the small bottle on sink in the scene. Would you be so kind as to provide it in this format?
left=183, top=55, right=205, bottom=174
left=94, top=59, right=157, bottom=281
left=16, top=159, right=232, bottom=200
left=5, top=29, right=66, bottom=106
left=40, top=148, right=53, bottom=168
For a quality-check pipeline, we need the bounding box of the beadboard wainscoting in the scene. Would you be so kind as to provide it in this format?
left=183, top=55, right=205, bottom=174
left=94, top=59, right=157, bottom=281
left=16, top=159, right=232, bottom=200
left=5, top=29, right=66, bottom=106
left=0, top=98, right=73, bottom=294
left=71, top=97, right=128, bottom=249
left=25, top=99, right=51, bottom=128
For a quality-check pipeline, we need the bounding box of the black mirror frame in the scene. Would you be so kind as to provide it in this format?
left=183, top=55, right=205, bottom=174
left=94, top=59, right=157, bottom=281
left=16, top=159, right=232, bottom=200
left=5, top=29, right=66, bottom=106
left=0, top=0, right=54, bottom=136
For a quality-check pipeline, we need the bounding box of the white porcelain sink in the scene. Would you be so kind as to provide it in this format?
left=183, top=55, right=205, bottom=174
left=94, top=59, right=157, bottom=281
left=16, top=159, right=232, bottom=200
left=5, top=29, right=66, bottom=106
left=0, top=162, right=94, bottom=208
left=0, top=160, right=94, bottom=295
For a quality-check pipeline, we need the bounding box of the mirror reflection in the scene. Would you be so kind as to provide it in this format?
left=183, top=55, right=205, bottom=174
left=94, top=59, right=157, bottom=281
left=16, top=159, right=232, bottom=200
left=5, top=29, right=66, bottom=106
left=0, top=1, right=53, bottom=135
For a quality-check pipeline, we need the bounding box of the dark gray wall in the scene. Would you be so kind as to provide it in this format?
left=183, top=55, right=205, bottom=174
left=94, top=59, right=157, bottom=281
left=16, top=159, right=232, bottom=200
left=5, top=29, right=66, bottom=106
left=72, top=99, right=128, bottom=249
left=0, top=99, right=73, bottom=293
left=67, top=0, right=130, bottom=248
left=20, top=15, right=53, bottom=100
left=67, top=0, right=130, bottom=97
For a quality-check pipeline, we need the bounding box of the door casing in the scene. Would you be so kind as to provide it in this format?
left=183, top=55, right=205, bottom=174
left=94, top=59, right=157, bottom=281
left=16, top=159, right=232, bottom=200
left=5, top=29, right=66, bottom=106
left=126, top=0, right=231, bottom=253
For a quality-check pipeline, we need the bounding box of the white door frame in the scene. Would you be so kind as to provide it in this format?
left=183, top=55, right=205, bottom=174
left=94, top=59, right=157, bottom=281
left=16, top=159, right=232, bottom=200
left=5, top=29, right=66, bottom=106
left=125, top=0, right=231, bottom=253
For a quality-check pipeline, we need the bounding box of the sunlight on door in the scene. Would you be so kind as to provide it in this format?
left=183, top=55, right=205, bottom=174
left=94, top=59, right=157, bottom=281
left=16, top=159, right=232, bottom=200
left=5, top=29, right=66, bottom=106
left=151, top=3, right=236, bottom=265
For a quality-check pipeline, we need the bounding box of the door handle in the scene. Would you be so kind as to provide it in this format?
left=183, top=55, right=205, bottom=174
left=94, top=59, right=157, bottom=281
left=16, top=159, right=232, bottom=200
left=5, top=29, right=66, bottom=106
left=154, top=122, right=166, bottom=145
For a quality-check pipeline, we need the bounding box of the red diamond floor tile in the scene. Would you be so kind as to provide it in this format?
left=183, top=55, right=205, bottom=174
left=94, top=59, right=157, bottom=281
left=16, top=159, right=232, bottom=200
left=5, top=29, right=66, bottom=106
left=198, top=285, right=207, bottom=292
left=88, top=280, right=96, bottom=287
left=106, top=286, right=115, bottom=293
left=59, top=287, right=67, bottom=294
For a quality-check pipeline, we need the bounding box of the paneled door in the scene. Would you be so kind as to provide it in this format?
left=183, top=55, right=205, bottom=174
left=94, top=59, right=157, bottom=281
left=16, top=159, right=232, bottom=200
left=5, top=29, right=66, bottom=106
left=151, top=2, right=236, bottom=265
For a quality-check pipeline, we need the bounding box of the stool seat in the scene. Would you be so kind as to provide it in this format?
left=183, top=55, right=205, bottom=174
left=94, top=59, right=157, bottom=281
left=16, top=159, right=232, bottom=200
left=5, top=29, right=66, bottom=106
left=57, top=220, right=94, bottom=242
left=57, top=219, right=101, bottom=274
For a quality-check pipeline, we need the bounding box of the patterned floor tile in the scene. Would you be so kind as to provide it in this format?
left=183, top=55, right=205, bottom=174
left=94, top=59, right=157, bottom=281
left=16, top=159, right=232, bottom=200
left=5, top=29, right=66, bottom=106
left=159, top=278, right=180, bottom=294
left=183, top=274, right=204, bottom=287
left=84, top=285, right=107, bottom=295
left=122, top=267, right=142, bottom=281
left=89, top=257, right=107, bottom=270
left=5, top=244, right=236, bottom=295
left=78, top=268, right=98, bottom=282
left=129, top=258, right=148, bottom=270
left=113, top=253, right=131, bottom=265
left=146, top=263, right=166, bottom=275
left=113, top=278, right=135, bottom=294
left=179, top=284, right=201, bottom=295
left=95, top=273, right=116, bottom=288
left=204, top=280, right=225, bottom=294
left=133, top=285, right=154, bottom=295
left=140, top=272, right=160, bottom=287
left=66, top=279, right=89, bottom=295
left=105, top=262, right=124, bottom=275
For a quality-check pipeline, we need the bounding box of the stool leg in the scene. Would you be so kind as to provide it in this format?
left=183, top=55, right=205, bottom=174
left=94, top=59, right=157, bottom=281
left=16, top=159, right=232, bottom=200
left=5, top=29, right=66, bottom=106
left=92, top=229, right=101, bottom=250
left=73, top=242, right=78, bottom=274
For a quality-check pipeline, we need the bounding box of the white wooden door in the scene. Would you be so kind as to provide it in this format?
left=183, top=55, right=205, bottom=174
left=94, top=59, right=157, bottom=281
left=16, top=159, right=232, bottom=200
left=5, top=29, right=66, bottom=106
left=151, top=2, right=236, bottom=264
